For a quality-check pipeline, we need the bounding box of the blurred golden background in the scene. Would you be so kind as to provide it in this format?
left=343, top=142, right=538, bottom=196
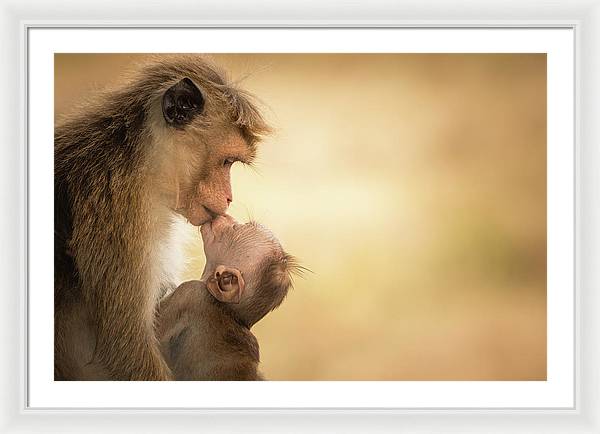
left=55, top=53, right=546, bottom=380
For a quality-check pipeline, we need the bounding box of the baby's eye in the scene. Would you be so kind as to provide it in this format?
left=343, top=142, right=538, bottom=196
left=223, top=158, right=236, bottom=167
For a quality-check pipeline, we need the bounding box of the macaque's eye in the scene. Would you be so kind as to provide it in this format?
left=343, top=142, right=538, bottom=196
left=223, top=158, right=236, bottom=167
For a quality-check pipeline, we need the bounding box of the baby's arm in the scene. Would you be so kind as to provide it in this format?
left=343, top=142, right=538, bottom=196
left=156, top=281, right=202, bottom=377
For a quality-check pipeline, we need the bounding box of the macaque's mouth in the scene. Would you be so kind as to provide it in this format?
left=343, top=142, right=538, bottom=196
left=202, top=206, right=219, bottom=219
left=183, top=204, right=222, bottom=227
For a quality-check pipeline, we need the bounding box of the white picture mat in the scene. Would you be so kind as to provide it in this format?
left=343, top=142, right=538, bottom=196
left=27, top=27, right=574, bottom=409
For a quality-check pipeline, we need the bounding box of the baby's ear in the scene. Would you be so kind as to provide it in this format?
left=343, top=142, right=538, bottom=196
left=206, top=265, right=245, bottom=304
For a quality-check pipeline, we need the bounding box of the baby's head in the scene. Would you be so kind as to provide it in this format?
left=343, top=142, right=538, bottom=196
left=200, top=215, right=297, bottom=327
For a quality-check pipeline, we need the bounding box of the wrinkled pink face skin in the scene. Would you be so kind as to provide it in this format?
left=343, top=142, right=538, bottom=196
left=200, top=215, right=281, bottom=293
left=173, top=132, right=254, bottom=227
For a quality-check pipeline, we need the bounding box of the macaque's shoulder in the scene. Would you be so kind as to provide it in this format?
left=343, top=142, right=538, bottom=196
left=159, top=280, right=204, bottom=313
left=222, top=326, right=260, bottom=363
left=209, top=358, right=261, bottom=381
left=197, top=320, right=261, bottom=380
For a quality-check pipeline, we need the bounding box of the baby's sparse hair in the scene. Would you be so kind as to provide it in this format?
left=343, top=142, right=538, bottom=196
left=236, top=252, right=300, bottom=327
left=201, top=218, right=302, bottom=328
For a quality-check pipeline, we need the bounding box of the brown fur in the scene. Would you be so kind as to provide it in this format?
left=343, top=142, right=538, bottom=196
left=157, top=281, right=262, bottom=380
left=157, top=248, right=297, bottom=380
left=155, top=217, right=298, bottom=380
left=54, top=55, right=269, bottom=380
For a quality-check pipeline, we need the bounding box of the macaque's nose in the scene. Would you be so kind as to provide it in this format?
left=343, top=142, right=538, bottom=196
left=227, top=197, right=232, bottom=205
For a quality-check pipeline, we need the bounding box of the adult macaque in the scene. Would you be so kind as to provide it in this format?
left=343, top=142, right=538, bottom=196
left=157, top=215, right=298, bottom=380
left=54, top=55, right=270, bottom=380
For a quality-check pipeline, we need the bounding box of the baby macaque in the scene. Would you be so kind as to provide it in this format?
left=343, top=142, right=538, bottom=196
left=157, top=215, right=297, bottom=380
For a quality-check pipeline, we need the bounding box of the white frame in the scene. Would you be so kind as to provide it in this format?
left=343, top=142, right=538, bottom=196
left=27, top=27, right=575, bottom=410
left=2, top=1, right=599, bottom=433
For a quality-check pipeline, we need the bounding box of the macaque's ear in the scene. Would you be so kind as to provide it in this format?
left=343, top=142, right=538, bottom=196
left=206, top=265, right=245, bottom=304
left=162, top=78, right=205, bottom=127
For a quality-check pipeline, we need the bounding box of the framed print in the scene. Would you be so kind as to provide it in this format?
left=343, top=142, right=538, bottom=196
left=1, top=0, right=599, bottom=433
